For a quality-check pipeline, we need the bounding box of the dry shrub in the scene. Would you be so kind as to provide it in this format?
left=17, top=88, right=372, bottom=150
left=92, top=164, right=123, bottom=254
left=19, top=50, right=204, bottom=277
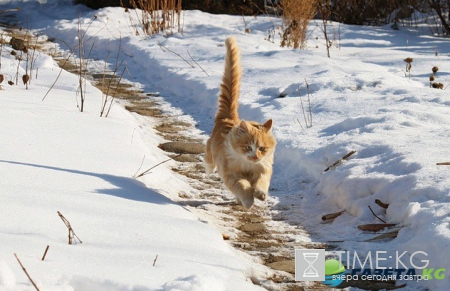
left=280, top=0, right=317, bottom=49
left=128, top=0, right=182, bottom=35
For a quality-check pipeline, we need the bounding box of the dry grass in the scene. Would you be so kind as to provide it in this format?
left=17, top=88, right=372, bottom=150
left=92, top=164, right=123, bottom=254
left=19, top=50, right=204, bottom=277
left=126, top=0, right=182, bottom=36
left=280, top=0, right=317, bottom=49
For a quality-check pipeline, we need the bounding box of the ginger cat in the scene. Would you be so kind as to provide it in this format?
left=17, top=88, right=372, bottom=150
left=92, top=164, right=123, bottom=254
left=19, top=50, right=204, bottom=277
left=204, top=36, right=276, bottom=209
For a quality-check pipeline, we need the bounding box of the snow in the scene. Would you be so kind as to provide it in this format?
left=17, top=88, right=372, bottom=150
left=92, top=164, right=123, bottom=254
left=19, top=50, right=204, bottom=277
left=0, top=0, right=450, bottom=290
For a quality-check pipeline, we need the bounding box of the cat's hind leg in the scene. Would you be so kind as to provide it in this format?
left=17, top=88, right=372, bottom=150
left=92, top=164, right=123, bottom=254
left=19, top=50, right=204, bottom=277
left=204, top=139, right=216, bottom=174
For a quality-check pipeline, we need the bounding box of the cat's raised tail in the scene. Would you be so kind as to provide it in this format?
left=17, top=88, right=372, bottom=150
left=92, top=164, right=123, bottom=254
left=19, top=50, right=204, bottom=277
left=215, top=36, right=241, bottom=122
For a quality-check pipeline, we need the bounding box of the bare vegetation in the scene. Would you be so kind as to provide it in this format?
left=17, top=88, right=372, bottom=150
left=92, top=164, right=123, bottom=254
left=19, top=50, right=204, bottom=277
left=279, top=0, right=317, bottom=49
left=123, top=0, right=182, bottom=36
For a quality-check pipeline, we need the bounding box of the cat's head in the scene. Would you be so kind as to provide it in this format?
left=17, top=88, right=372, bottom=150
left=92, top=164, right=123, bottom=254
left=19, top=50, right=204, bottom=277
left=229, top=119, right=276, bottom=163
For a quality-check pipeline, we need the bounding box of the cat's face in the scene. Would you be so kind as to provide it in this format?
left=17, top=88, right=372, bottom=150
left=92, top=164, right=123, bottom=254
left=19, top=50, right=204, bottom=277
left=231, top=120, right=276, bottom=163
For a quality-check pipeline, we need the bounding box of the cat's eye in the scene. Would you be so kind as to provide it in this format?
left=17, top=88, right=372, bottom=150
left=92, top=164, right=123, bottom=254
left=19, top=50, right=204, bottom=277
left=259, top=147, right=266, bottom=152
left=244, top=146, right=252, bottom=152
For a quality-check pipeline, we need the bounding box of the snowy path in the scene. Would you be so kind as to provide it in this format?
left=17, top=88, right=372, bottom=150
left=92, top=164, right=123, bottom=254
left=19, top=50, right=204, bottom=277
left=2, top=1, right=450, bottom=290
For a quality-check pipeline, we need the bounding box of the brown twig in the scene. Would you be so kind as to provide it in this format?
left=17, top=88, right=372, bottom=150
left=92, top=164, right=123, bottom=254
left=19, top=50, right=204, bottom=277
left=41, top=245, right=50, bottom=261
left=14, top=253, right=40, bottom=291
left=324, top=150, right=356, bottom=172
left=134, top=154, right=182, bottom=178
left=57, top=211, right=82, bottom=244
left=322, top=210, right=345, bottom=221
left=153, top=254, right=158, bottom=267
left=187, top=50, right=209, bottom=76
left=436, top=162, right=450, bottom=165
left=368, top=205, right=386, bottom=224
left=105, top=66, right=127, bottom=117
left=375, top=199, right=389, bottom=209
left=158, top=43, right=194, bottom=68
left=364, top=230, right=399, bottom=242
left=42, top=50, right=75, bottom=101
left=358, top=224, right=396, bottom=232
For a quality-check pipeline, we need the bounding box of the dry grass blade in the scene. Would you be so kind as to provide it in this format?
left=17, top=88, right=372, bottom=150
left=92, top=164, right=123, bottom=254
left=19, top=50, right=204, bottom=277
left=134, top=154, right=182, bottom=178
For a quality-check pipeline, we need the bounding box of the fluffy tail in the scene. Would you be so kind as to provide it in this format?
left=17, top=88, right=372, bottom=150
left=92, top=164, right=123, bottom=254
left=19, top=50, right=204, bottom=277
left=215, top=36, right=241, bottom=122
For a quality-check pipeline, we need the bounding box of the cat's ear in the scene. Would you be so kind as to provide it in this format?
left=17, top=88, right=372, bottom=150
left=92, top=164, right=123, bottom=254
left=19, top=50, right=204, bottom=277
left=263, top=119, right=273, bottom=131
left=238, top=120, right=250, bottom=135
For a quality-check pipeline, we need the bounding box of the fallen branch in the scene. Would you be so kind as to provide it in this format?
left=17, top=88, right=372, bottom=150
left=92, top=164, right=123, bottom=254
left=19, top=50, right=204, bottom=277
left=14, top=253, right=40, bottom=291
left=375, top=199, right=389, bottom=209
left=322, top=210, right=345, bottom=221
left=41, top=245, right=50, bottom=261
left=57, top=211, right=82, bottom=245
left=368, top=205, right=386, bottom=224
left=358, top=224, right=396, bottom=232
left=134, top=154, right=182, bottom=178
left=324, top=150, right=356, bottom=172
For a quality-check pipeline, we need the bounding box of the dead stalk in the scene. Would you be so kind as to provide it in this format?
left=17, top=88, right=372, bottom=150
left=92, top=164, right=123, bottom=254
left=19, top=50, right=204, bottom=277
left=57, top=211, right=82, bottom=245
left=41, top=245, right=50, bottom=261
left=368, top=205, right=387, bottom=224
left=187, top=50, right=209, bottom=76
left=324, top=150, right=356, bottom=172
left=14, top=253, right=40, bottom=291
left=158, top=43, right=194, bottom=68
left=134, top=154, right=182, bottom=178
left=297, top=79, right=313, bottom=129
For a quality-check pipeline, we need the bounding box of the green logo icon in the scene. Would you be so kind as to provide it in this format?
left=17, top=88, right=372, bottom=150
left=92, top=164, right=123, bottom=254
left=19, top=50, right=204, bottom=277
left=325, top=259, right=346, bottom=275
left=323, top=259, right=346, bottom=287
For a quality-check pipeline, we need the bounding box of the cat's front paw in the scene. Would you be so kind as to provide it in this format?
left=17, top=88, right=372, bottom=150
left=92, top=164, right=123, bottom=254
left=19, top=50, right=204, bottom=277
left=240, top=195, right=254, bottom=209
left=253, top=188, right=267, bottom=201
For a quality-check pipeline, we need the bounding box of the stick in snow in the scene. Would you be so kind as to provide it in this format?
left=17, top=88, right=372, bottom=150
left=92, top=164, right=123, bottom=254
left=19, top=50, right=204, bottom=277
left=41, top=245, right=50, bottom=261
left=375, top=199, right=389, bottom=209
left=14, top=253, right=40, bottom=291
left=324, top=150, right=356, bottom=172
left=368, top=205, right=386, bottom=224
left=357, top=224, right=396, bottom=232
left=322, top=210, right=346, bottom=221
left=57, top=211, right=82, bottom=245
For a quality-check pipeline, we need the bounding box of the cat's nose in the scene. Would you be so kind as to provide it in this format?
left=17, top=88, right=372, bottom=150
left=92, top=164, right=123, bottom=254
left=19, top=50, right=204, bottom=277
left=251, top=156, right=258, bottom=160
